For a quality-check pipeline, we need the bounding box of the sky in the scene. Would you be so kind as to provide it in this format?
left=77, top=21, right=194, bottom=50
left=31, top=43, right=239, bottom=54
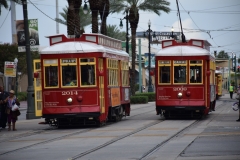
left=0, top=0, right=239, bottom=56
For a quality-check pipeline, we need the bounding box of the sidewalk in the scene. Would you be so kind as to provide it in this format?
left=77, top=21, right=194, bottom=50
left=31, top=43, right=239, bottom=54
left=19, top=101, right=27, bottom=110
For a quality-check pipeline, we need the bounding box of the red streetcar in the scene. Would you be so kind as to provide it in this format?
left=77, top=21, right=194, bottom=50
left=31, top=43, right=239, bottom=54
left=33, top=33, right=131, bottom=126
left=155, top=39, right=216, bottom=118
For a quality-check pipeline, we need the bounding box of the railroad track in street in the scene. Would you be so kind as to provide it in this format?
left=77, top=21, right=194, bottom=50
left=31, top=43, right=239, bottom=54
left=0, top=107, right=156, bottom=157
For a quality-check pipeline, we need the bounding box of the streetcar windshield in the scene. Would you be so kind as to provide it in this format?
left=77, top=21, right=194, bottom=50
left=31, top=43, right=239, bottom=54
left=159, top=66, right=170, bottom=83
left=80, top=58, right=96, bottom=86
left=190, top=66, right=202, bottom=83
left=174, top=66, right=187, bottom=83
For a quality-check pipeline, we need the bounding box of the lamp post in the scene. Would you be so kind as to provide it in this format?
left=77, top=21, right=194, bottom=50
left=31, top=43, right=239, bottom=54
left=144, top=20, right=154, bottom=92
left=21, top=0, right=35, bottom=119
left=83, top=0, right=89, bottom=14
left=14, top=58, right=18, bottom=98
left=171, top=27, right=174, bottom=39
left=119, top=9, right=129, bottom=54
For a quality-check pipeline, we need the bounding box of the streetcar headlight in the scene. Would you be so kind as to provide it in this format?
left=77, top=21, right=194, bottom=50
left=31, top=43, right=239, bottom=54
left=67, top=97, right=73, bottom=103
left=178, top=92, right=183, bottom=98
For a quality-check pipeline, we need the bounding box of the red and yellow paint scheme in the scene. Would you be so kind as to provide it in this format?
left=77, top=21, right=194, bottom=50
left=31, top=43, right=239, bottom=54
left=155, top=39, right=216, bottom=118
left=33, top=33, right=130, bottom=126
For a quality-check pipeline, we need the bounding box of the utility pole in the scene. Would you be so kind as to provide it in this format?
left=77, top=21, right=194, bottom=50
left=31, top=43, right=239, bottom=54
left=138, top=39, right=142, bottom=93
left=56, top=0, right=59, bottom=34
left=21, top=0, right=36, bottom=119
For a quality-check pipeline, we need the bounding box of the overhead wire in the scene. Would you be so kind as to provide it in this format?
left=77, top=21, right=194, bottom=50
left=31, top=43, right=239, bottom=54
left=0, top=7, right=10, bottom=29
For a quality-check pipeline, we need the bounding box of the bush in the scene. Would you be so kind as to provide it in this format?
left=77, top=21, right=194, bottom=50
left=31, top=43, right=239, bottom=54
left=17, top=92, right=27, bottom=101
left=135, top=92, right=155, bottom=102
left=130, top=96, right=148, bottom=104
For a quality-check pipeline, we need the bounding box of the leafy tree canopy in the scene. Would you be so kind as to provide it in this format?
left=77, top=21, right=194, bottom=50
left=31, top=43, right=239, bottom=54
left=0, top=44, right=40, bottom=75
left=216, top=50, right=229, bottom=58
left=106, top=24, right=126, bottom=41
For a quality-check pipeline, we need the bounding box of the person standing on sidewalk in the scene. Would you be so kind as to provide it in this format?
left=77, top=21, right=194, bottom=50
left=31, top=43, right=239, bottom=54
left=229, top=83, right=234, bottom=99
left=4, top=90, right=20, bottom=131
left=0, top=86, right=9, bottom=129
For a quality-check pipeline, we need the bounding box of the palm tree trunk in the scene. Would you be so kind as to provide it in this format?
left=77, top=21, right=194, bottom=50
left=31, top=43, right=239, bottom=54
left=67, top=0, right=75, bottom=37
left=74, top=0, right=81, bottom=36
left=99, top=0, right=109, bottom=35
left=89, top=0, right=101, bottom=33
left=131, top=27, right=137, bottom=96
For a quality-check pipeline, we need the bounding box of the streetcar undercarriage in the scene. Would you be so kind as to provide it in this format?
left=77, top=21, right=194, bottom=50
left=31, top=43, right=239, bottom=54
left=156, top=106, right=206, bottom=119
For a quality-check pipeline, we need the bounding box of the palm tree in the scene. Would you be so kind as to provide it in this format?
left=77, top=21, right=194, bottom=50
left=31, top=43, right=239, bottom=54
left=0, top=0, right=8, bottom=15
left=99, top=0, right=109, bottom=35
left=111, top=0, right=171, bottom=95
left=55, top=6, right=92, bottom=33
left=106, top=24, right=126, bottom=41
left=89, top=0, right=102, bottom=33
left=67, top=0, right=81, bottom=37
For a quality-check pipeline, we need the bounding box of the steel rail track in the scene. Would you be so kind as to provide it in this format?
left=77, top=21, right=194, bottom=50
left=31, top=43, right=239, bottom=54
left=68, top=120, right=163, bottom=160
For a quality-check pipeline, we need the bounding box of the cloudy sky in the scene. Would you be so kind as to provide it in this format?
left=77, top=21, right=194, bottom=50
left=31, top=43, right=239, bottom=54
left=0, top=0, right=239, bottom=56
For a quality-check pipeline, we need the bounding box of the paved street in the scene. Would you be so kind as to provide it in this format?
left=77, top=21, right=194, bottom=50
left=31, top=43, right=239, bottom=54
left=0, top=90, right=240, bottom=160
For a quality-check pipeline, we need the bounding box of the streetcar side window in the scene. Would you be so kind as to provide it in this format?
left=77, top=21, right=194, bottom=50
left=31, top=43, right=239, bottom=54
left=121, top=61, right=129, bottom=86
left=189, top=60, right=202, bottom=84
left=107, top=59, right=119, bottom=86
left=158, top=60, right=171, bottom=84
left=80, top=58, right=96, bottom=86
left=61, top=59, right=77, bottom=87
left=43, top=59, right=58, bottom=88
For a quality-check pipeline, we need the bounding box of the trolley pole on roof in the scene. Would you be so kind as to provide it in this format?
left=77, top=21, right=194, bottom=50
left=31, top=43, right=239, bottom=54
left=21, top=0, right=36, bottom=119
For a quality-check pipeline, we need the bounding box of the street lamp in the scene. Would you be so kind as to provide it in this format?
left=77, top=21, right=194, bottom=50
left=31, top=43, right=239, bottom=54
left=14, top=58, right=18, bottom=98
left=171, top=27, right=174, bottom=39
left=119, top=9, right=129, bottom=54
left=83, top=0, right=89, bottom=14
left=144, top=19, right=154, bottom=92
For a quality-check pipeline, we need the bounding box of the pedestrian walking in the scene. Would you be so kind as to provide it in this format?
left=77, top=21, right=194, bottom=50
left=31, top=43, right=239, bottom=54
left=4, top=90, right=20, bottom=131
left=0, top=86, right=9, bottom=129
left=229, top=83, right=234, bottom=99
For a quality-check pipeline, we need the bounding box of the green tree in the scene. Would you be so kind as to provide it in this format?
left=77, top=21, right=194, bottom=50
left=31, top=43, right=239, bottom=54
left=106, top=24, right=126, bottom=41
left=217, top=50, right=229, bottom=58
left=55, top=5, right=92, bottom=33
left=111, top=0, right=171, bottom=95
left=0, top=44, right=39, bottom=75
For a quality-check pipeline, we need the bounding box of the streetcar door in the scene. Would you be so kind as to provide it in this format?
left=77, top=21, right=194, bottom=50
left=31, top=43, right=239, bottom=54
left=98, top=58, right=105, bottom=113
left=33, top=59, right=42, bottom=117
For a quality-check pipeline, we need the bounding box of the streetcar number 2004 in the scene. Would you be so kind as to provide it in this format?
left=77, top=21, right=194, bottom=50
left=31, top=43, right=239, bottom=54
left=173, top=87, right=187, bottom=91
left=62, top=91, right=78, bottom=95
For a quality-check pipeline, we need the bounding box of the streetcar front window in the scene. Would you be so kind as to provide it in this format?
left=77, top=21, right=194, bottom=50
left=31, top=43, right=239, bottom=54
left=159, top=66, right=170, bottom=83
left=43, top=59, right=58, bottom=88
left=189, top=60, right=202, bottom=84
left=190, top=66, right=202, bottom=83
left=80, top=58, right=96, bottom=86
left=174, top=66, right=187, bottom=83
left=44, top=66, right=58, bottom=87
left=62, top=66, right=77, bottom=86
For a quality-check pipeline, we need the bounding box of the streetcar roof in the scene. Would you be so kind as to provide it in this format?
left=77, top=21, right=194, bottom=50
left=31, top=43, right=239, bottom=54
left=156, top=46, right=212, bottom=56
left=40, top=41, right=129, bottom=57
